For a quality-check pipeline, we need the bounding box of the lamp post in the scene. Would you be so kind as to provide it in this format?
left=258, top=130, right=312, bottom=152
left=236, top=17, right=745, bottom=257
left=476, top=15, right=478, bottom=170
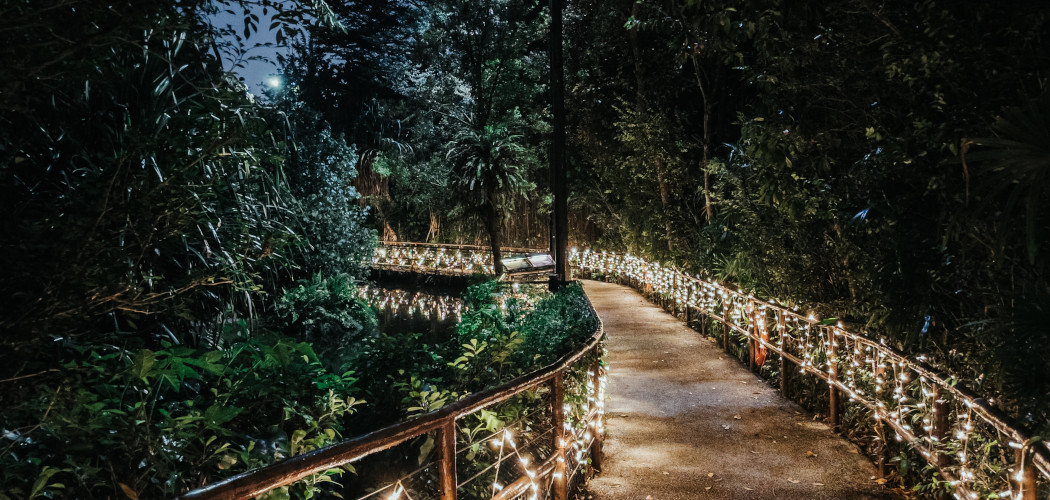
left=549, top=0, right=568, bottom=290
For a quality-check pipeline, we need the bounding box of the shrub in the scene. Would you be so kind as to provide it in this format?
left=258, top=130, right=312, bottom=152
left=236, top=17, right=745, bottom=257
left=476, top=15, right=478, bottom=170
left=275, top=273, right=379, bottom=368
left=0, top=335, right=362, bottom=499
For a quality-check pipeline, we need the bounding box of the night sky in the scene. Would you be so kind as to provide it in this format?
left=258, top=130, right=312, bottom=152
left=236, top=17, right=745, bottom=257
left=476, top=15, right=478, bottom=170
left=208, top=7, right=288, bottom=94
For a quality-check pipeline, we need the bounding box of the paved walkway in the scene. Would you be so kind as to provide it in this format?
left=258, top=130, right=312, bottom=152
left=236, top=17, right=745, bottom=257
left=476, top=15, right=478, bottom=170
left=583, top=280, right=896, bottom=500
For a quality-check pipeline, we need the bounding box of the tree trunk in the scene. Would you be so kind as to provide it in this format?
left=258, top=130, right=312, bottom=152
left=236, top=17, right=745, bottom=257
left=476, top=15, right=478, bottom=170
left=426, top=212, right=440, bottom=242
left=690, top=53, right=715, bottom=223
left=485, top=184, right=504, bottom=275
left=655, top=163, right=674, bottom=251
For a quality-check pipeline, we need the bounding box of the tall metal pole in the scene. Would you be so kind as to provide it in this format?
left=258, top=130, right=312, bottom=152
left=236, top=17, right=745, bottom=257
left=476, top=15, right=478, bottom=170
left=550, top=0, right=568, bottom=287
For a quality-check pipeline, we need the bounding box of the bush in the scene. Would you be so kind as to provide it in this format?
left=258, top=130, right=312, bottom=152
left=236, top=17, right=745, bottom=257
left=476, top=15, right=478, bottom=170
left=275, top=273, right=379, bottom=369
left=0, top=335, right=362, bottom=499
left=517, top=282, right=599, bottom=364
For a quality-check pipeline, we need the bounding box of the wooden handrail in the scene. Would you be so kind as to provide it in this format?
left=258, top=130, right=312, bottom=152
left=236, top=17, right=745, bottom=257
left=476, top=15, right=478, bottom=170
left=574, top=248, right=1048, bottom=499
left=378, top=241, right=543, bottom=254
left=181, top=241, right=1048, bottom=499
left=371, top=242, right=547, bottom=277
left=178, top=270, right=604, bottom=500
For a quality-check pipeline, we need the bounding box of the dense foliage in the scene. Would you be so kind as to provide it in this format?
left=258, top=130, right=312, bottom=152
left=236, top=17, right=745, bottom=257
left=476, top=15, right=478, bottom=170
left=0, top=1, right=376, bottom=497
left=562, top=0, right=1050, bottom=438
left=286, top=0, right=553, bottom=252
left=0, top=277, right=596, bottom=498
left=0, top=336, right=363, bottom=498
left=347, top=281, right=597, bottom=425
left=290, top=0, right=1050, bottom=488
left=0, top=1, right=376, bottom=352
left=4, top=0, right=1050, bottom=496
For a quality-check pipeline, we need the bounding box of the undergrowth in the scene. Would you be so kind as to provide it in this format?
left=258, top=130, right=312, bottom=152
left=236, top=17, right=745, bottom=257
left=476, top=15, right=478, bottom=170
left=0, top=280, right=598, bottom=499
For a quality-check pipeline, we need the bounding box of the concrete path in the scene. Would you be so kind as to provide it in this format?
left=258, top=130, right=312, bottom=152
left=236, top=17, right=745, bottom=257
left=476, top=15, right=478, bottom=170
left=583, top=280, right=897, bottom=500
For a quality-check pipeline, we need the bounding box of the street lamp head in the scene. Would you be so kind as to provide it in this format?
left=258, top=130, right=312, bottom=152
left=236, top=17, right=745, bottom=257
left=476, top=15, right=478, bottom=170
left=266, top=76, right=281, bottom=89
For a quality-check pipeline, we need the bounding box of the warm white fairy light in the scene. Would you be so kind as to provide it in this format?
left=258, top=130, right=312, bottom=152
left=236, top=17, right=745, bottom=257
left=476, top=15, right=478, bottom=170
left=387, top=482, right=409, bottom=500
left=475, top=357, right=607, bottom=500
left=374, top=243, right=497, bottom=275
left=566, top=246, right=1047, bottom=499
left=365, top=244, right=1045, bottom=500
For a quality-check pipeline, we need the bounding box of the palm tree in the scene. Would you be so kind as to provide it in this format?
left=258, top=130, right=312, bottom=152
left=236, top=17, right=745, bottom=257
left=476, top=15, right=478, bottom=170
left=446, top=116, right=533, bottom=274
left=964, top=94, right=1050, bottom=264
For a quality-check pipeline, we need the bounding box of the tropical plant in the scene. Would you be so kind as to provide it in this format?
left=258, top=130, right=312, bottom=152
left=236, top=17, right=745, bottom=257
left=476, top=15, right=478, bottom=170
left=0, top=335, right=363, bottom=498
left=446, top=117, right=537, bottom=273
left=275, top=273, right=379, bottom=366
left=964, top=94, right=1050, bottom=265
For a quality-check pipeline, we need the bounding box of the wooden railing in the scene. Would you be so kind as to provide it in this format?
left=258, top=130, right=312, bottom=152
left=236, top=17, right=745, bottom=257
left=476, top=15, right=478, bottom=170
left=179, top=245, right=604, bottom=500
left=182, top=241, right=1047, bottom=499
left=572, top=248, right=1048, bottom=500
left=372, top=242, right=542, bottom=276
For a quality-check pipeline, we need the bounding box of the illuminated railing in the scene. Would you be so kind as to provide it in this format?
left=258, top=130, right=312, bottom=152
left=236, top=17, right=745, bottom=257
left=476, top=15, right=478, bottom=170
left=372, top=242, right=542, bottom=276
left=179, top=244, right=604, bottom=500
left=572, top=248, right=1049, bottom=500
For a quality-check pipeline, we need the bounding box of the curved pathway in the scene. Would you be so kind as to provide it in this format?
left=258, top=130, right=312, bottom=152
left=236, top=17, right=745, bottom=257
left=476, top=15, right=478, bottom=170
left=583, top=280, right=897, bottom=499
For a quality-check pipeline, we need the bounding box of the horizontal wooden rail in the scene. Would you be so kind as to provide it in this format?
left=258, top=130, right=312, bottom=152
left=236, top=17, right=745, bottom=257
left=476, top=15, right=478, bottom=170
left=183, top=240, right=1046, bottom=499
left=372, top=243, right=546, bottom=276
left=379, top=240, right=543, bottom=254
left=573, top=248, right=1048, bottom=499
left=179, top=259, right=604, bottom=500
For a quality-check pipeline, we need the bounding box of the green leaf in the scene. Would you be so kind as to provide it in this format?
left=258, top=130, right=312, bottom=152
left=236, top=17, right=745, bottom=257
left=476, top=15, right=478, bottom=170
left=290, top=429, right=308, bottom=455
left=418, top=434, right=435, bottom=465
left=131, top=350, right=155, bottom=380
left=203, top=405, right=242, bottom=427
left=29, top=466, right=64, bottom=499
left=260, top=486, right=291, bottom=500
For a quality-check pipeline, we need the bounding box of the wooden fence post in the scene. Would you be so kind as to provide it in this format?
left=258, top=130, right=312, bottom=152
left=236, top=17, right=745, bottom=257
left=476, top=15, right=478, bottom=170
left=685, top=282, right=693, bottom=326
left=589, top=353, right=603, bottom=473
left=1016, top=445, right=1037, bottom=500
left=748, top=304, right=756, bottom=372
left=778, top=312, right=789, bottom=397
left=875, top=419, right=889, bottom=477
left=828, top=327, right=840, bottom=430
left=721, top=297, right=730, bottom=352
left=552, top=373, right=568, bottom=500
left=671, top=272, right=678, bottom=317
left=931, top=385, right=948, bottom=467
left=437, top=420, right=457, bottom=500
left=699, top=288, right=708, bottom=337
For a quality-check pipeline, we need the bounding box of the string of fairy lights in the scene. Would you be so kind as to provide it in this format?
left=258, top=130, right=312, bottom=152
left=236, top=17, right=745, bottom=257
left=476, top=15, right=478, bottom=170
left=362, top=242, right=1044, bottom=498
left=373, top=244, right=498, bottom=275
left=359, top=282, right=542, bottom=325
left=354, top=244, right=606, bottom=500
left=570, top=247, right=1047, bottom=500
left=365, top=360, right=606, bottom=500
left=482, top=363, right=607, bottom=500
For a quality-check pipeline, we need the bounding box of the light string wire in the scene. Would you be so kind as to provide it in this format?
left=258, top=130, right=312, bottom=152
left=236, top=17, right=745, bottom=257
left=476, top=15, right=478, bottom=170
left=569, top=246, right=1046, bottom=499
left=362, top=245, right=607, bottom=500
left=350, top=459, right=435, bottom=500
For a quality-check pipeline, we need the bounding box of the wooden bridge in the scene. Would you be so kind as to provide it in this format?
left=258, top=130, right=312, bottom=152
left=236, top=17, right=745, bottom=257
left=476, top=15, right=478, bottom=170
left=179, top=243, right=1049, bottom=500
